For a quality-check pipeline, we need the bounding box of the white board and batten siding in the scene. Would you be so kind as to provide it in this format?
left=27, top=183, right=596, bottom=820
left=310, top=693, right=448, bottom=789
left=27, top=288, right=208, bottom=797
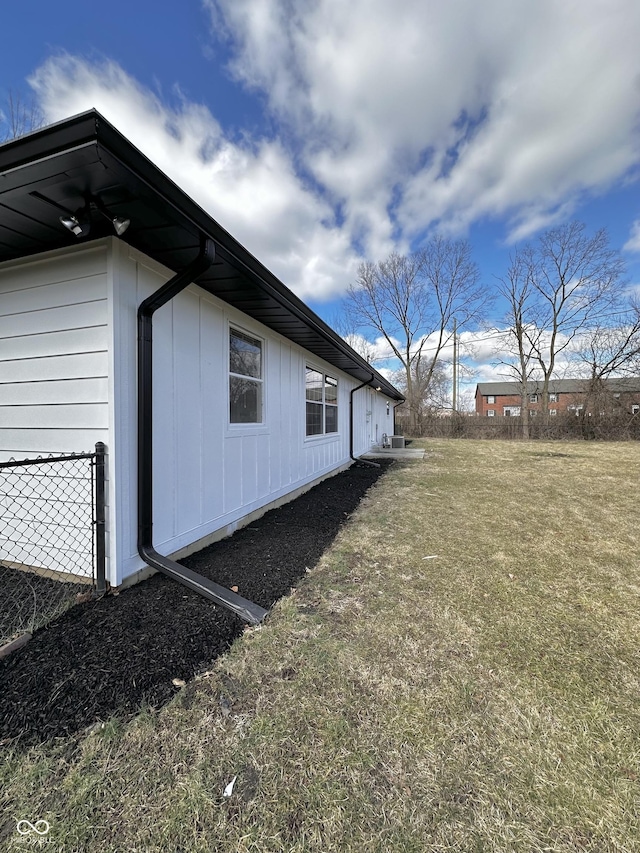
left=0, top=245, right=110, bottom=577
left=110, top=243, right=396, bottom=585
left=0, top=239, right=396, bottom=588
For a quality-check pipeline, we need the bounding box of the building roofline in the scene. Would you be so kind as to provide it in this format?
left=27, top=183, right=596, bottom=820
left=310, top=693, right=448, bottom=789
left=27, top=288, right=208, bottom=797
left=0, top=110, right=403, bottom=401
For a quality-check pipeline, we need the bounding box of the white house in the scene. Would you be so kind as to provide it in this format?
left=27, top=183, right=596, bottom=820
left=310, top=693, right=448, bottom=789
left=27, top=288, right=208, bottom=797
left=0, top=111, right=403, bottom=623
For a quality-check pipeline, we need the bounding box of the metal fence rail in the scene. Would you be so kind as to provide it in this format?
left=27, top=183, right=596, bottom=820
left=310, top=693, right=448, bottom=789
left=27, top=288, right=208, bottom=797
left=0, top=442, right=106, bottom=647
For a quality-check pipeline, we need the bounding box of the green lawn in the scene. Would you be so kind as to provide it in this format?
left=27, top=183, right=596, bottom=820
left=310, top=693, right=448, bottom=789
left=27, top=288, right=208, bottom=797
left=2, top=439, right=640, bottom=852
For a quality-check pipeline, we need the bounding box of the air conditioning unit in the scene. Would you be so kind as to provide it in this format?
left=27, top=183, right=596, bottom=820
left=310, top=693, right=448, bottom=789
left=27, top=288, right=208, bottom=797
left=390, top=435, right=405, bottom=449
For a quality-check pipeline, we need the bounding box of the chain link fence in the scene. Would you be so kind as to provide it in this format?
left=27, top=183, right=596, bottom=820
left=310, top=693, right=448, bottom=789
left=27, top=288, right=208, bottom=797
left=0, top=443, right=105, bottom=647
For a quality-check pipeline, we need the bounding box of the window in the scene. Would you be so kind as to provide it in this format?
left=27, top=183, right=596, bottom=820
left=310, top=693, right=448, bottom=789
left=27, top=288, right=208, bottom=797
left=229, top=328, right=263, bottom=423
left=549, top=393, right=558, bottom=403
left=487, top=409, right=495, bottom=417
left=503, top=406, right=521, bottom=417
left=486, top=395, right=495, bottom=404
left=632, top=405, right=640, bottom=415
left=529, top=394, right=538, bottom=403
left=567, top=404, right=583, bottom=417
left=306, top=368, right=338, bottom=436
left=549, top=409, right=557, bottom=417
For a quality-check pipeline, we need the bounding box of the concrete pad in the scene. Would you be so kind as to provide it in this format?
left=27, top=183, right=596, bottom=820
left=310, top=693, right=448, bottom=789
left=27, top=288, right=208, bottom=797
left=361, top=447, right=425, bottom=460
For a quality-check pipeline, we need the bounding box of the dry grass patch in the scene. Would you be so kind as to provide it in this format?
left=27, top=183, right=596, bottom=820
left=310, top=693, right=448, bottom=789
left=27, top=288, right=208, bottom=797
left=2, top=439, right=640, bottom=852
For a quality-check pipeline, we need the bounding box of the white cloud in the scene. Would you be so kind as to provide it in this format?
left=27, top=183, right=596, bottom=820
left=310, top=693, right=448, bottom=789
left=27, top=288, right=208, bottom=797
left=624, top=220, right=640, bottom=253
left=207, top=0, right=640, bottom=249
left=29, top=54, right=357, bottom=300
left=26, top=0, right=640, bottom=304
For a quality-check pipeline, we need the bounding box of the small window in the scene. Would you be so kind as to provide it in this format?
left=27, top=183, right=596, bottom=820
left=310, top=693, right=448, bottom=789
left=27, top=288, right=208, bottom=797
left=549, top=409, right=557, bottom=417
left=503, top=406, right=521, bottom=417
left=487, top=409, right=495, bottom=417
left=549, top=393, right=558, bottom=403
left=486, top=395, right=495, bottom=404
left=306, top=368, right=338, bottom=436
left=529, top=394, right=538, bottom=403
left=632, top=405, right=640, bottom=415
left=229, top=328, right=263, bottom=424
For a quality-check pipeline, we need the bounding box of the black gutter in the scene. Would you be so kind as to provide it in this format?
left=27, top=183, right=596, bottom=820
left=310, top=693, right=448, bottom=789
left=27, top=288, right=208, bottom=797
left=137, top=237, right=268, bottom=625
left=349, top=377, right=380, bottom=469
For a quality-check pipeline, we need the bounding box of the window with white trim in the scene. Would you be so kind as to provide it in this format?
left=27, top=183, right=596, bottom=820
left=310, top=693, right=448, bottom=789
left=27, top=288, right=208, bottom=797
left=503, top=406, right=521, bottom=417
left=632, top=405, right=640, bottom=415
left=487, top=409, right=495, bottom=417
left=529, top=394, right=538, bottom=403
left=229, top=328, right=263, bottom=424
left=549, top=393, right=558, bottom=403
left=306, top=368, right=338, bottom=436
left=549, top=409, right=557, bottom=416
left=486, top=395, right=495, bottom=404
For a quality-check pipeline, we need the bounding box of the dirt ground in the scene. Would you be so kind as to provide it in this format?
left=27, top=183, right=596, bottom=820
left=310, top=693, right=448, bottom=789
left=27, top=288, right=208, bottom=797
left=0, top=461, right=390, bottom=746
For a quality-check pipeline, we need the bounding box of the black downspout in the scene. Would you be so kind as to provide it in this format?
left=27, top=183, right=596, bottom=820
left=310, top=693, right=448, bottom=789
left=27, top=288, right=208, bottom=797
left=349, top=376, right=380, bottom=468
left=138, top=237, right=268, bottom=625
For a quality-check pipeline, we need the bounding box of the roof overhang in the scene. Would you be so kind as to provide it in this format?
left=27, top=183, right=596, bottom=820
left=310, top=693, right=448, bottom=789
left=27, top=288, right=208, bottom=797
left=0, top=110, right=403, bottom=401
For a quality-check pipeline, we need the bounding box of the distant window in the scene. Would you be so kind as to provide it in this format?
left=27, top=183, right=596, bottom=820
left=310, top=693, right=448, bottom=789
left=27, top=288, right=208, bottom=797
left=306, top=368, right=338, bottom=436
left=567, top=404, right=583, bottom=416
left=229, top=328, right=263, bottom=424
left=487, top=410, right=495, bottom=417
left=503, top=406, right=521, bottom=417
left=632, top=405, right=640, bottom=415
left=487, top=395, right=495, bottom=404
left=549, top=393, right=558, bottom=403
left=529, top=394, right=538, bottom=403
left=549, top=409, right=557, bottom=417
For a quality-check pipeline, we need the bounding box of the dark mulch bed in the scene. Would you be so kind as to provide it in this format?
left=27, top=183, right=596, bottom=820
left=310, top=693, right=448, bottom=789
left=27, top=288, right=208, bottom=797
left=0, top=462, right=390, bottom=747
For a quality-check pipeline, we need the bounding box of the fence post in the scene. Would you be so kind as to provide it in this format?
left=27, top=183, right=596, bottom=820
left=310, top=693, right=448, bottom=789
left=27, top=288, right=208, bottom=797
left=94, top=442, right=107, bottom=596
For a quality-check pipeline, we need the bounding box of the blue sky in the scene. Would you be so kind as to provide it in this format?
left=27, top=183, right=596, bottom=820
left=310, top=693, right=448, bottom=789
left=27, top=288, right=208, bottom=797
left=2, top=0, right=640, bottom=397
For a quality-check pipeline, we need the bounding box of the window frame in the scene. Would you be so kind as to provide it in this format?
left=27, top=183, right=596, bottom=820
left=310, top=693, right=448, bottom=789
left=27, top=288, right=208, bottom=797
left=486, top=395, right=495, bottom=404
left=228, top=325, right=265, bottom=427
left=305, top=366, right=339, bottom=438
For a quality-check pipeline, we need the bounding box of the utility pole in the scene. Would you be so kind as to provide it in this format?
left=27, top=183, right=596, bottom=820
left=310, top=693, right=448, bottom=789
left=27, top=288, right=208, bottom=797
left=452, top=318, right=458, bottom=413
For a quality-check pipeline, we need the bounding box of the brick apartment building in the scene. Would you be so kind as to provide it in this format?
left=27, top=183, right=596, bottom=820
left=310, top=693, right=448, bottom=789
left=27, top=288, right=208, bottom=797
left=475, top=379, right=640, bottom=417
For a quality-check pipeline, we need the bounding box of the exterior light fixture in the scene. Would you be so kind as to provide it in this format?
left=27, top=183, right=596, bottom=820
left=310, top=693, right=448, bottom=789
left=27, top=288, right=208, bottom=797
left=94, top=197, right=131, bottom=236
left=58, top=197, right=130, bottom=239
left=59, top=207, right=91, bottom=238
left=111, top=216, right=131, bottom=236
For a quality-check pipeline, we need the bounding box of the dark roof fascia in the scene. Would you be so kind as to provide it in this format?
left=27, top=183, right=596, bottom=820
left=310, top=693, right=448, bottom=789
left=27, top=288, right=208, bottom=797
left=0, top=111, right=403, bottom=401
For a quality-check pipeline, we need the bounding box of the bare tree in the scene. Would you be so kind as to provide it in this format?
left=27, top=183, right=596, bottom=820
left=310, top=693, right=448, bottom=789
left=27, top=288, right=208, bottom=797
left=345, top=238, right=488, bottom=434
left=329, top=311, right=382, bottom=364
left=1, top=90, right=44, bottom=142
left=500, top=221, right=627, bottom=427
left=495, top=253, right=542, bottom=438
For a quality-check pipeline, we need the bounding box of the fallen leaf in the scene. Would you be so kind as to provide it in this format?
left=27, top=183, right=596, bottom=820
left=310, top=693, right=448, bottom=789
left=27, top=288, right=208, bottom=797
left=172, top=678, right=186, bottom=688
left=230, top=585, right=239, bottom=592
